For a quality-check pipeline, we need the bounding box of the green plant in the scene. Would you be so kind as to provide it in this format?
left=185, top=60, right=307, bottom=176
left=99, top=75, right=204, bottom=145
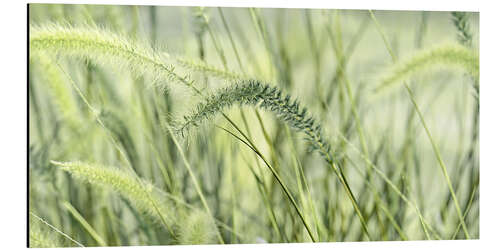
left=29, top=24, right=193, bottom=91
left=376, top=44, right=479, bottom=92
left=451, top=12, right=473, bottom=47
left=28, top=5, right=479, bottom=246
left=177, top=79, right=372, bottom=239
left=51, top=160, right=219, bottom=245
left=29, top=214, right=64, bottom=248
left=30, top=52, right=81, bottom=129
left=178, top=81, right=330, bottom=159
left=51, top=161, right=176, bottom=226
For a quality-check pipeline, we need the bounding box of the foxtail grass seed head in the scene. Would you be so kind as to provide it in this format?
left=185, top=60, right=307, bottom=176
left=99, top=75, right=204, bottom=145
left=30, top=24, right=193, bottom=93
left=376, top=44, right=479, bottom=92
left=28, top=6, right=480, bottom=244
left=178, top=80, right=333, bottom=163
left=51, top=160, right=176, bottom=227
left=30, top=52, right=81, bottom=130
left=176, top=210, right=218, bottom=245
left=451, top=12, right=473, bottom=47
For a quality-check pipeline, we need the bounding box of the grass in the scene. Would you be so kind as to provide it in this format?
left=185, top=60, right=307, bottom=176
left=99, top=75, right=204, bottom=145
left=28, top=4, right=479, bottom=246
left=369, top=9, right=475, bottom=238
left=375, top=43, right=479, bottom=92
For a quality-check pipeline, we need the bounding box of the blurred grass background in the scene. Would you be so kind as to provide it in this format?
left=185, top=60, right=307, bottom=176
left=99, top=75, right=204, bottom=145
left=28, top=4, right=479, bottom=246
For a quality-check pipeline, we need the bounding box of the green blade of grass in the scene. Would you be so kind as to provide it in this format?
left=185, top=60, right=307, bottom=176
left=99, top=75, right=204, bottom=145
left=369, top=9, right=470, bottom=239
left=62, top=201, right=107, bottom=246
left=215, top=124, right=317, bottom=242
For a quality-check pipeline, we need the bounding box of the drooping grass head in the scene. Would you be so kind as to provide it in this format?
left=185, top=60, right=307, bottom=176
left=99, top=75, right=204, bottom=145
left=177, top=80, right=333, bottom=163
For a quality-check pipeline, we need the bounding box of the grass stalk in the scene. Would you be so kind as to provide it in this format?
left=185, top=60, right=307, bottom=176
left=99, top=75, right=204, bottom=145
left=62, top=201, right=107, bottom=246
left=30, top=212, right=85, bottom=247
left=216, top=125, right=317, bottom=242
left=164, top=125, right=225, bottom=244
left=368, top=10, right=470, bottom=239
left=54, top=62, right=175, bottom=236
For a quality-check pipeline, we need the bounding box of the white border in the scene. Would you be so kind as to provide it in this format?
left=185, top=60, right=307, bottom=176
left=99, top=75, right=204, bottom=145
left=1, top=0, right=498, bottom=249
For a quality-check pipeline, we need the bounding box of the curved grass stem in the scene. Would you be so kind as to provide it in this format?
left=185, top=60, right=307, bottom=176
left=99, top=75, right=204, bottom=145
left=165, top=125, right=225, bottom=244
left=369, top=9, right=470, bottom=239
left=404, top=83, right=470, bottom=238
left=54, top=62, right=176, bottom=236
left=216, top=125, right=317, bottom=242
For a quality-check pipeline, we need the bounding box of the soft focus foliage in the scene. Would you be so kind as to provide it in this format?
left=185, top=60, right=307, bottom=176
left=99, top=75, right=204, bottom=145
left=28, top=4, right=479, bottom=247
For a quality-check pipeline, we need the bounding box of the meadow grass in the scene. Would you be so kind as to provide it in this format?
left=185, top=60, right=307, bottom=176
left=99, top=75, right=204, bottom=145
left=28, top=5, right=479, bottom=246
